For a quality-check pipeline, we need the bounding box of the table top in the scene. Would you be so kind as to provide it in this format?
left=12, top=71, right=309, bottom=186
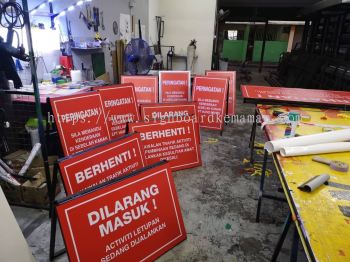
left=258, top=105, right=350, bottom=262
left=242, top=85, right=350, bottom=108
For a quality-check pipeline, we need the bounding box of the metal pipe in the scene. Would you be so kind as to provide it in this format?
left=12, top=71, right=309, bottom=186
left=259, top=19, right=268, bottom=73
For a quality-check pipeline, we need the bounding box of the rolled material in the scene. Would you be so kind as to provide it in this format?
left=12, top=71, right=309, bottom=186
left=280, top=142, right=350, bottom=157
left=265, top=129, right=350, bottom=153
left=71, top=70, right=82, bottom=83
left=298, top=174, right=330, bottom=192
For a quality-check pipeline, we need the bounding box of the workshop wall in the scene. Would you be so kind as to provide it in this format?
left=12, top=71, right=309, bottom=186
left=149, top=0, right=216, bottom=74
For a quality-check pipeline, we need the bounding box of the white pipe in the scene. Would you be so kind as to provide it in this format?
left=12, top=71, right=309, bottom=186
left=280, top=142, right=350, bottom=157
left=265, top=129, right=350, bottom=153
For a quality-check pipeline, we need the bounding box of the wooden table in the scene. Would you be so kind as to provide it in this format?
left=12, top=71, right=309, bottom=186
left=257, top=105, right=350, bottom=261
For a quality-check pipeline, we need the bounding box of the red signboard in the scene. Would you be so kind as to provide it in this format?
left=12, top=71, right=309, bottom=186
left=121, top=75, right=158, bottom=104
left=159, top=71, right=191, bottom=103
left=94, top=84, right=141, bottom=139
left=58, top=133, right=146, bottom=195
left=128, top=120, right=201, bottom=171
left=192, top=76, right=229, bottom=130
left=241, top=85, right=350, bottom=106
left=56, top=161, right=187, bottom=262
left=140, top=102, right=198, bottom=121
left=206, top=71, right=236, bottom=115
left=50, top=92, right=111, bottom=156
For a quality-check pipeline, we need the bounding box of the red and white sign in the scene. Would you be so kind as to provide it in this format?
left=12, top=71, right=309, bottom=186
left=128, top=120, right=201, bottom=171
left=159, top=71, right=191, bottom=103
left=140, top=102, right=198, bottom=121
left=192, top=76, right=228, bottom=130
left=58, top=133, right=146, bottom=195
left=206, top=71, right=236, bottom=115
left=56, top=161, right=187, bottom=262
left=121, top=75, right=158, bottom=104
left=94, top=84, right=140, bottom=139
left=50, top=92, right=110, bottom=156
left=241, top=85, right=350, bottom=106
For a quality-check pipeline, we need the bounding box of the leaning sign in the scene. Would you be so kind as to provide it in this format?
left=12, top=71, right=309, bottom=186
left=58, top=133, right=146, bottom=195
left=50, top=92, right=111, bottom=156
left=94, top=84, right=140, bottom=139
left=121, top=75, right=158, bottom=104
left=56, top=161, right=187, bottom=262
left=192, top=76, right=228, bottom=131
left=159, top=71, right=191, bottom=103
left=128, top=120, right=201, bottom=171
left=206, top=71, right=236, bottom=115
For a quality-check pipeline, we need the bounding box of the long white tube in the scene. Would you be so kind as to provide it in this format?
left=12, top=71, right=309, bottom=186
left=280, top=142, right=350, bottom=157
left=265, top=129, right=350, bottom=153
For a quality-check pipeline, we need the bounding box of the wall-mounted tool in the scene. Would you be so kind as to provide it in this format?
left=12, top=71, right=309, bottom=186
left=79, top=11, right=92, bottom=30
left=113, top=21, right=118, bottom=35
left=93, top=7, right=99, bottom=32
left=312, top=156, right=349, bottom=172
left=100, top=11, right=105, bottom=30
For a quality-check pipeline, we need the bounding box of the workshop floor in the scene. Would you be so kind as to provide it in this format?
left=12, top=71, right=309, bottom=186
left=11, top=68, right=308, bottom=262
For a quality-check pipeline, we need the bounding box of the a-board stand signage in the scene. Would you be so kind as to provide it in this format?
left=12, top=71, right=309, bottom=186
left=50, top=161, right=186, bottom=261
left=49, top=132, right=146, bottom=260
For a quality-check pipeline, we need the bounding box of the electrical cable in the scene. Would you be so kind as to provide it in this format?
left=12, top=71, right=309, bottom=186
left=0, top=1, right=24, bottom=29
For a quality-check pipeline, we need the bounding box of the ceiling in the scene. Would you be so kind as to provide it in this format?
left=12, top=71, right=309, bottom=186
left=218, top=0, right=348, bottom=21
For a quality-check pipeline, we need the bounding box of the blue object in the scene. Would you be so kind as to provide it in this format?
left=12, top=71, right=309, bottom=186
left=15, top=59, right=23, bottom=71
left=124, top=38, right=154, bottom=75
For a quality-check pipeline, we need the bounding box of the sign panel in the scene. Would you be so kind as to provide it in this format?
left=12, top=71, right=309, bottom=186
left=140, top=102, right=198, bottom=121
left=159, top=71, right=191, bottom=103
left=121, top=75, right=158, bottom=104
left=128, top=120, right=201, bottom=171
left=192, top=76, right=228, bottom=130
left=56, top=161, right=187, bottom=262
left=58, top=133, right=146, bottom=195
left=206, top=71, right=236, bottom=115
left=50, top=92, right=110, bottom=156
left=241, top=85, right=350, bottom=106
left=94, top=84, right=140, bottom=139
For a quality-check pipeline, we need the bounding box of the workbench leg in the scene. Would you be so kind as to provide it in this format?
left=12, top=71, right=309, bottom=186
left=290, top=226, right=299, bottom=262
left=256, top=149, right=268, bottom=223
left=249, top=108, right=258, bottom=164
left=270, top=212, right=292, bottom=262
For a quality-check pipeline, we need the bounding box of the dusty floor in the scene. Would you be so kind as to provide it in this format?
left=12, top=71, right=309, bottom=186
left=11, top=69, right=308, bottom=261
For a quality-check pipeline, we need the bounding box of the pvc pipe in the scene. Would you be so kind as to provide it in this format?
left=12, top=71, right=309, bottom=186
left=298, top=174, right=330, bottom=192
left=280, top=142, right=350, bottom=157
left=265, top=129, right=350, bottom=153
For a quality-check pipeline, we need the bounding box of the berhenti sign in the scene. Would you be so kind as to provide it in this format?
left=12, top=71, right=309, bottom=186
left=58, top=133, right=146, bottom=195
left=128, top=120, right=201, bottom=171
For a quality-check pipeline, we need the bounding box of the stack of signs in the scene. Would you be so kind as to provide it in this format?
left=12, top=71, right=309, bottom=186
left=50, top=92, right=111, bottom=156
left=58, top=133, right=146, bottom=195
left=129, top=120, right=201, bottom=171
left=56, top=161, right=187, bottom=262
left=206, top=71, right=236, bottom=115
left=140, top=102, right=198, bottom=121
left=93, top=84, right=140, bottom=139
left=121, top=75, right=159, bottom=104
left=192, top=76, right=229, bottom=131
left=159, top=71, right=191, bottom=102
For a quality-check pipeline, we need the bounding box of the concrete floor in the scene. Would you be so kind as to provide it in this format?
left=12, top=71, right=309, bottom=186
left=10, top=68, right=308, bottom=262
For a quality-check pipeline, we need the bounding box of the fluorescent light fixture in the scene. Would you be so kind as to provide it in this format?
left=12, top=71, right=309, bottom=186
left=39, top=3, right=46, bottom=9
left=58, top=11, right=66, bottom=17
left=77, top=1, right=84, bottom=6
left=68, top=5, right=75, bottom=11
left=30, top=9, right=37, bottom=15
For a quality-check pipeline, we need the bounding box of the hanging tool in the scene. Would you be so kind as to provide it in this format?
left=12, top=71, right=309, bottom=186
left=93, top=7, right=99, bottom=32
left=312, top=156, right=349, bottom=172
left=100, top=11, right=105, bottom=30
left=79, top=11, right=92, bottom=30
